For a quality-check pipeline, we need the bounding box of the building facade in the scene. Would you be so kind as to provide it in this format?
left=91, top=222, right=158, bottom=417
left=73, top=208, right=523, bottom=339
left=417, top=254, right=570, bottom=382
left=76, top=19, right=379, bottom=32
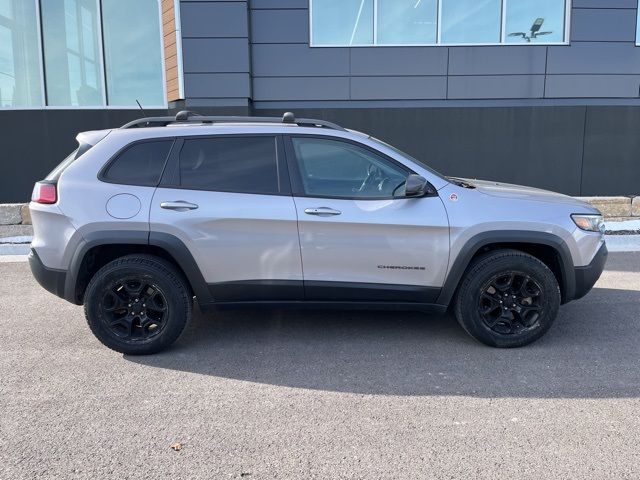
left=1, top=0, right=639, bottom=202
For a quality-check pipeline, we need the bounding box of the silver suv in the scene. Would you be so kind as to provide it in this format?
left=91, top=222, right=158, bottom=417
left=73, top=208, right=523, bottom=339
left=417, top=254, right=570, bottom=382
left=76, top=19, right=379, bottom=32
left=28, top=112, right=607, bottom=354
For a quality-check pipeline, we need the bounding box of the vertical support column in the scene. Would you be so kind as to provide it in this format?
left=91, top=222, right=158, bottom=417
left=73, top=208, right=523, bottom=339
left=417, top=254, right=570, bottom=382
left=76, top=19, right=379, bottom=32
left=162, top=0, right=184, bottom=103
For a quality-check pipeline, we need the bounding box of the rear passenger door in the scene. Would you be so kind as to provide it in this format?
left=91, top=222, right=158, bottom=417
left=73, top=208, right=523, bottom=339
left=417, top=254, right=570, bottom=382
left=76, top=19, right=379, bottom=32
left=150, top=135, right=303, bottom=302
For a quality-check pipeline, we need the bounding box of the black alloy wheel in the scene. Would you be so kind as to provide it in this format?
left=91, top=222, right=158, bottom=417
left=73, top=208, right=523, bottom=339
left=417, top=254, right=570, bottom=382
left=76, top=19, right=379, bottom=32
left=101, top=277, right=169, bottom=341
left=478, top=272, right=543, bottom=335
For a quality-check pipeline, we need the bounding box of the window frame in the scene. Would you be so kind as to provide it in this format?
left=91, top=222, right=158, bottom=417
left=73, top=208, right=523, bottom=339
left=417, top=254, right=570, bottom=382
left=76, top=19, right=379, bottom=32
left=309, top=0, right=572, bottom=47
left=1, top=0, right=167, bottom=110
left=158, top=134, right=292, bottom=197
left=283, top=134, right=435, bottom=201
left=98, top=138, right=176, bottom=187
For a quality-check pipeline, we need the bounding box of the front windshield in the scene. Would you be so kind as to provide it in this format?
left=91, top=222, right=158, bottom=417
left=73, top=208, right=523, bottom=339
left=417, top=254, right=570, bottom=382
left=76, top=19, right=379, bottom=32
left=368, top=136, right=447, bottom=181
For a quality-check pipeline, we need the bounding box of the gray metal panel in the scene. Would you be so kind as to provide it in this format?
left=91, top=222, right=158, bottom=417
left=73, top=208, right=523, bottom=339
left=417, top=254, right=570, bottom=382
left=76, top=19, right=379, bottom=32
left=571, top=8, right=637, bottom=42
left=350, top=48, right=448, bottom=76
left=547, top=43, right=640, bottom=75
left=250, top=9, right=308, bottom=43
left=252, top=77, right=350, bottom=100
left=582, top=106, right=640, bottom=196
left=572, top=0, right=637, bottom=7
left=546, top=75, right=640, bottom=98
left=182, top=38, right=250, bottom=73
left=252, top=44, right=349, bottom=76
left=448, top=46, right=547, bottom=75
left=351, top=76, right=447, bottom=100
left=185, top=73, right=251, bottom=98
left=181, top=2, right=248, bottom=38
left=249, top=0, right=307, bottom=8
left=448, top=76, right=545, bottom=99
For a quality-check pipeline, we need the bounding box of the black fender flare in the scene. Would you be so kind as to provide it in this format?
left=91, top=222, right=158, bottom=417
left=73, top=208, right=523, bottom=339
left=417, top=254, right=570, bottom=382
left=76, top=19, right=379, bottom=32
left=436, top=230, right=575, bottom=306
left=65, top=230, right=212, bottom=305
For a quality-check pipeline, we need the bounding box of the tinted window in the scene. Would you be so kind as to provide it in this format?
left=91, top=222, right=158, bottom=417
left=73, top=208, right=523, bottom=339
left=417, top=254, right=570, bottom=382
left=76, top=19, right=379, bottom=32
left=103, top=140, right=172, bottom=186
left=441, top=0, right=502, bottom=44
left=377, top=0, right=437, bottom=45
left=505, top=0, right=566, bottom=44
left=179, top=137, right=280, bottom=194
left=311, top=0, right=373, bottom=46
left=291, top=137, right=408, bottom=199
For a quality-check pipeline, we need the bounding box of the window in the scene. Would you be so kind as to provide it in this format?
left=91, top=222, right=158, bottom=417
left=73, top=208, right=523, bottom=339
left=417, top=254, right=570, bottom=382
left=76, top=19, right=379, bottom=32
left=505, top=0, right=566, bottom=44
left=103, top=140, right=173, bottom=186
left=291, top=137, right=408, bottom=199
left=377, top=0, right=437, bottom=45
left=2, top=0, right=165, bottom=109
left=41, top=0, right=103, bottom=106
left=0, top=0, right=43, bottom=107
left=102, top=0, right=164, bottom=106
left=179, top=137, right=280, bottom=195
left=441, top=0, right=502, bottom=44
left=310, top=0, right=569, bottom=46
left=311, top=0, right=373, bottom=46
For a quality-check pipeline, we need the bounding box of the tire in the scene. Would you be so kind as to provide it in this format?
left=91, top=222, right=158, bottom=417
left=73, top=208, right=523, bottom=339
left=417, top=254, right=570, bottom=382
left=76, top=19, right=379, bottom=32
left=453, top=249, right=561, bottom=348
left=84, top=254, right=192, bottom=355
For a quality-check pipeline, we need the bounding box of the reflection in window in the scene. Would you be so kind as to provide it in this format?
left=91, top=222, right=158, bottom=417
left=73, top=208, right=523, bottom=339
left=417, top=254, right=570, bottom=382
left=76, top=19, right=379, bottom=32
left=0, top=0, right=43, bottom=107
left=102, top=0, right=164, bottom=106
left=441, top=0, right=502, bottom=44
left=377, top=0, right=437, bottom=45
left=311, top=0, right=373, bottom=46
left=505, top=0, right=565, bottom=43
left=41, top=0, right=103, bottom=106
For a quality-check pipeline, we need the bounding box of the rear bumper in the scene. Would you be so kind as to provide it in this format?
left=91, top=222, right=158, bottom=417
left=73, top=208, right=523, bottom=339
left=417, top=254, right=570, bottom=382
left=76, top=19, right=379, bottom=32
left=28, top=248, right=67, bottom=299
left=572, top=242, right=608, bottom=301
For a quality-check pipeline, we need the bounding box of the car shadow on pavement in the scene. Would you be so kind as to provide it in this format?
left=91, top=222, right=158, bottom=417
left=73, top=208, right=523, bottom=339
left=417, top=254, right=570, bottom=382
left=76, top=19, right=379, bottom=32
left=127, top=286, right=640, bottom=398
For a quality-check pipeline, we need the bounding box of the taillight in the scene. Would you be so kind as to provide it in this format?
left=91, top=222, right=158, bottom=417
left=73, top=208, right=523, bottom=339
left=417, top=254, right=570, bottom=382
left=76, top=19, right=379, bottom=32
left=32, top=182, right=57, bottom=204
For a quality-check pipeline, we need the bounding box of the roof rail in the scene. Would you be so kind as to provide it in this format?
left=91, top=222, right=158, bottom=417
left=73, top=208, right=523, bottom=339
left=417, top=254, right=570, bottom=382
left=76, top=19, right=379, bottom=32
left=120, top=111, right=346, bottom=131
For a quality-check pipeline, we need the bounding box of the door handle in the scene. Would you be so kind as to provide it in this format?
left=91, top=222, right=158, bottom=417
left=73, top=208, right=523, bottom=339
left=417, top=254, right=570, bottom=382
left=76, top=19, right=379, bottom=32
left=160, top=201, right=199, bottom=211
left=304, top=207, right=342, bottom=216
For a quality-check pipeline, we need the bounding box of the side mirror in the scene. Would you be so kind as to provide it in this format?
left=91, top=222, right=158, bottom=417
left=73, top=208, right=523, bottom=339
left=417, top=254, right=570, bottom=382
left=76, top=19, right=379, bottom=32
left=404, top=174, right=432, bottom=197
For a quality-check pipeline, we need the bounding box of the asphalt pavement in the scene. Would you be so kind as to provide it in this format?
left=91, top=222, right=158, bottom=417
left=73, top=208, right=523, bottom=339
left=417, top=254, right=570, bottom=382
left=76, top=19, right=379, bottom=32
left=1, top=252, right=640, bottom=479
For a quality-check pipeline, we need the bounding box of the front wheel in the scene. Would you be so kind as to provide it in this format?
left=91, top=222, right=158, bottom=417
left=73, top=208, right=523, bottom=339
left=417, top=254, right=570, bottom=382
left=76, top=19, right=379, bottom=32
left=84, top=254, right=192, bottom=355
left=454, top=249, right=561, bottom=348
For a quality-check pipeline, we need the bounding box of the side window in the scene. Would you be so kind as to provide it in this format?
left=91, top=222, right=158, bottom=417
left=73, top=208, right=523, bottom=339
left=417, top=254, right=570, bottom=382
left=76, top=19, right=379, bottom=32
left=103, top=140, right=173, bottom=186
left=179, top=136, right=280, bottom=195
left=290, top=137, right=408, bottom=199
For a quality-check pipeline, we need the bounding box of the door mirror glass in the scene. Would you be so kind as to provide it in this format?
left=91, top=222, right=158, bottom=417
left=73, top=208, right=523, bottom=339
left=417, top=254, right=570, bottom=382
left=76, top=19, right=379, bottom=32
left=404, top=174, right=431, bottom=197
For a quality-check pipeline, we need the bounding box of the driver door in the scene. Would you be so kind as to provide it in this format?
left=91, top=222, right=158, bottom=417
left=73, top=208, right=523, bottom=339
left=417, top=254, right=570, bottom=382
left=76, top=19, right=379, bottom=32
left=285, top=135, right=450, bottom=302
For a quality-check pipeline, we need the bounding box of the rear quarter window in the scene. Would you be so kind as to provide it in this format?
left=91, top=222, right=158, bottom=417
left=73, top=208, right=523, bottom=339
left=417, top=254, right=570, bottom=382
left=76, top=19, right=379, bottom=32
left=102, top=140, right=173, bottom=186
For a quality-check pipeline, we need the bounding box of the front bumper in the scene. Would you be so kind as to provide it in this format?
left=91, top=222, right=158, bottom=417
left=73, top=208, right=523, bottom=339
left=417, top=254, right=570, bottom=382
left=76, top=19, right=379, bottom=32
left=28, top=248, right=67, bottom=299
left=572, top=242, right=608, bottom=301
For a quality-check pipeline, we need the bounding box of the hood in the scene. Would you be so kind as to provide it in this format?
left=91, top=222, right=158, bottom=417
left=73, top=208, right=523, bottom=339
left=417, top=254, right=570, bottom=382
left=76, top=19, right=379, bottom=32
left=455, top=178, right=597, bottom=210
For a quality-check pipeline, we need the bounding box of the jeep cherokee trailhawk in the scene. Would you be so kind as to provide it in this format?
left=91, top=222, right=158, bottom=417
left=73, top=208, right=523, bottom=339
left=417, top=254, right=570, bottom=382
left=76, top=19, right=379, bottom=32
left=29, top=112, right=608, bottom=354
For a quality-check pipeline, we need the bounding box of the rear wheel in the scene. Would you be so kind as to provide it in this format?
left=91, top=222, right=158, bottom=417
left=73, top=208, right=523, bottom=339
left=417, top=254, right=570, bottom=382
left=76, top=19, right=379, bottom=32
left=84, top=254, right=192, bottom=355
left=454, top=249, right=560, bottom=348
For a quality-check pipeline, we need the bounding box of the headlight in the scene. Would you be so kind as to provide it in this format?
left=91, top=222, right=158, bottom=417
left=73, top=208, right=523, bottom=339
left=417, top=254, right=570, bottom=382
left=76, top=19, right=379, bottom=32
left=571, top=214, right=605, bottom=233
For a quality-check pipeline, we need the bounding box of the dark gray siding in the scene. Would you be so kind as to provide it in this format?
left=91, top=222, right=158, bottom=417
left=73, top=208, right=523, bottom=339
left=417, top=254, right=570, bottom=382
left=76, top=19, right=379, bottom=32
left=241, top=0, right=640, bottom=107
left=180, top=0, right=251, bottom=108
left=177, top=0, right=640, bottom=106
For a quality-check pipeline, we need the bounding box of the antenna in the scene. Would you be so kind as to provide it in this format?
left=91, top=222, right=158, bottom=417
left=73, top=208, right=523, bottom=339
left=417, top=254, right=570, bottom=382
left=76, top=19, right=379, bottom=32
left=135, top=100, right=148, bottom=118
